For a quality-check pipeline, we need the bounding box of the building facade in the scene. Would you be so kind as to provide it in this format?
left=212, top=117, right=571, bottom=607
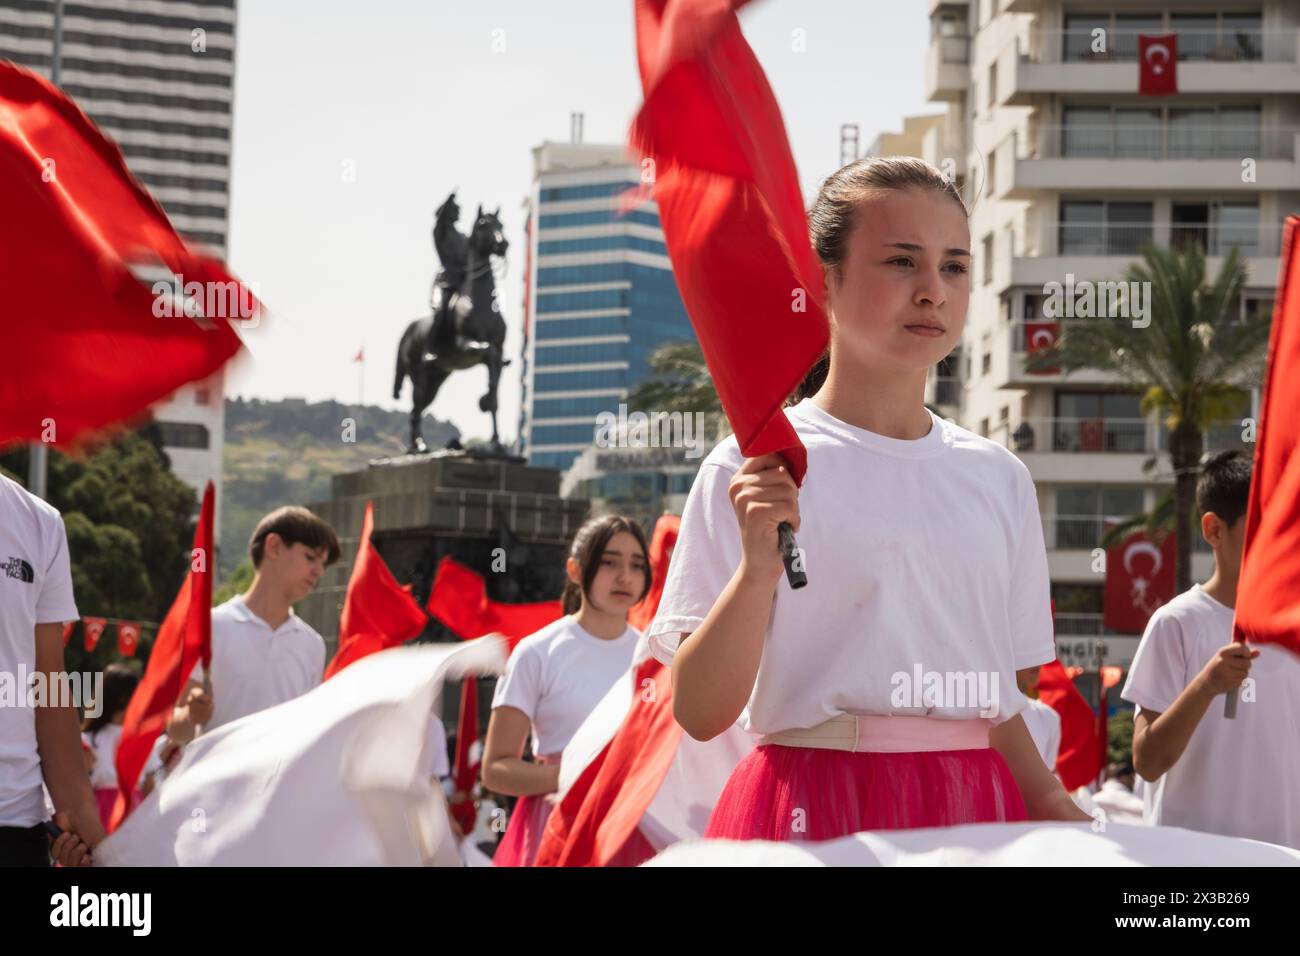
left=1, top=0, right=239, bottom=533
left=922, top=0, right=1297, bottom=668
left=520, top=140, right=694, bottom=473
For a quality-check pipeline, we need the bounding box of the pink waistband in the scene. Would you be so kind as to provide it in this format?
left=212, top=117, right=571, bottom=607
left=758, top=713, right=991, bottom=753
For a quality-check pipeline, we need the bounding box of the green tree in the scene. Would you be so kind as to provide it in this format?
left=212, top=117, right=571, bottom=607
left=1027, top=243, right=1270, bottom=594
left=625, top=341, right=729, bottom=441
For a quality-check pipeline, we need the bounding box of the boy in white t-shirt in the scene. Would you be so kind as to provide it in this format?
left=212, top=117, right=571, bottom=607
left=0, top=475, right=103, bottom=866
left=1122, top=450, right=1300, bottom=848
left=167, top=506, right=341, bottom=743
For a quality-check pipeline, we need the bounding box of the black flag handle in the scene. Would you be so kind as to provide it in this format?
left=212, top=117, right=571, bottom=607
left=778, top=521, right=807, bottom=589
left=1224, top=688, right=1239, bottom=719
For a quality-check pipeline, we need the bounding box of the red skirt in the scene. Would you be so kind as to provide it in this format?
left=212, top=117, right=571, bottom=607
left=492, top=754, right=561, bottom=868
left=704, top=744, right=1027, bottom=843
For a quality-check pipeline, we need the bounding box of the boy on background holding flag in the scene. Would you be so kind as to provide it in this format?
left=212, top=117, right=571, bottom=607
left=167, top=506, right=340, bottom=744
left=1122, top=450, right=1300, bottom=848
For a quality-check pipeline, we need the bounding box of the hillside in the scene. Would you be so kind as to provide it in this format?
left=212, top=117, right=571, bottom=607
left=221, top=397, right=459, bottom=577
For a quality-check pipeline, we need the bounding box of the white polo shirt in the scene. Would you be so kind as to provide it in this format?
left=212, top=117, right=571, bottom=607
left=186, top=595, right=326, bottom=733
left=0, top=475, right=80, bottom=826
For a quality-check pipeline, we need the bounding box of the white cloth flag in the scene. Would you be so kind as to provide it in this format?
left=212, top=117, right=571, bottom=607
left=644, top=821, right=1300, bottom=867
left=96, top=638, right=506, bottom=867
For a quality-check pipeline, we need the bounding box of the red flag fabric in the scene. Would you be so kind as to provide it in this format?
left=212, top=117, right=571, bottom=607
left=1138, top=34, right=1178, bottom=96
left=82, top=617, right=107, bottom=652
left=352, top=346, right=364, bottom=363
left=110, top=482, right=214, bottom=831
left=61, top=620, right=75, bottom=646
left=535, top=657, right=681, bottom=867
left=0, top=63, right=247, bottom=449
left=449, top=677, right=479, bottom=834
left=425, top=556, right=562, bottom=650
left=535, top=513, right=686, bottom=867
left=628, top=514, right=680, bottom=632
left=116, top=622, right=141, bottom=658
left=1234, top=216, right=1300, bottom=657
left=1103, top=529, right=1177, bottom=633
left=629, top=0, right=828, bottom=484
left=1037, top=658, right=1104, bottom=790
left=323, top=501, right=427, bottom=680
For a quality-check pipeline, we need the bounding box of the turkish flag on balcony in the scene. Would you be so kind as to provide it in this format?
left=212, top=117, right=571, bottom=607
left=1024, top=321, right=1059, bottom=375
left=1233, top=217, right=1300, bottom=657
left=629, top=0, right=829, bottom=485
left=1138, top=34, right=1178, bottom=96
left=1103, top=529, right=1177, bottom=634
left=1079, top=418, right=1105, bottom=451
left=0, top=63, right=247, bottom=449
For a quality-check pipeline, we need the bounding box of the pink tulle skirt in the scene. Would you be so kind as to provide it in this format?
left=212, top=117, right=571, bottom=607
left=492, top=754, right=560, bottom=868
left=704, top=744, right=1027, bottom=842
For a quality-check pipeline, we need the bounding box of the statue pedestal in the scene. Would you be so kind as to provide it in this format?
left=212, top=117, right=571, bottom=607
left=300, top=454, right=588, bottom=656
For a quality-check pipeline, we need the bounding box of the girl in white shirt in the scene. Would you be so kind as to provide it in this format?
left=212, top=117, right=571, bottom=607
left=80, top=663, right=143, bottom=828
left=483, top=514, right=650, bottom=866
left=649, top=156, right=1090, bottom=842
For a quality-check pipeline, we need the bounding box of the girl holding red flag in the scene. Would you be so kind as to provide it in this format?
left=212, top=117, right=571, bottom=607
left=649, top=157, right=1090, bottom=842
left=483, top=514, right=651, bottom=866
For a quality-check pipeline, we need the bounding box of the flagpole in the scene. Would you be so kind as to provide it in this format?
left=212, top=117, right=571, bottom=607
left=27, top=0, right=62, bottom=501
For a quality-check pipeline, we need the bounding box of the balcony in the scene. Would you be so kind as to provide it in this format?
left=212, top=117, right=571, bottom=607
left=1004, top=125, right=1299, bottom=198
left=1041, top=515, right=1216, bottom=582
left=926, top=374, right=961, bottom=410
left=927, top=34, right=970, bottom=103
left=1009, top=221, right=1284, bottom=291
left=1002, top=30, right=1300, bottom=104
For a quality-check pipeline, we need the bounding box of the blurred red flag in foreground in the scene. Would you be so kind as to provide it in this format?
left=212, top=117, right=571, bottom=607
left=0, top=62, right=247, bottom=448
left=110, top=482, right=214, bottom=831
left=629, top=0, right=828, bottom=484
left=1233, top=216, right=1300, bottom=658
left=324, top=502, right=428, bottom=680
left=425, top=557, right=562, bottom=651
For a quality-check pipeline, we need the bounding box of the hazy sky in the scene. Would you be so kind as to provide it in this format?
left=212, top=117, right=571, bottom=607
left=224, top=0, right=935, bottom=445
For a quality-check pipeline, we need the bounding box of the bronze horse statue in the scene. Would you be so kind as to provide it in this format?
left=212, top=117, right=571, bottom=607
left=394, top=204, right=510, bottom=454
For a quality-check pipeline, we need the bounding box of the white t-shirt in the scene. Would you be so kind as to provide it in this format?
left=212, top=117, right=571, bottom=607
left=425, top=714, right=450, bottom=780
left=185, top=595, right=326, bottom=733
left=491, top=616, right=639, bottom=756
left=0, top=475, right=80, bottom=827
left=1022, top=697, right=1062, bottom=770
left=647, top=399, right=1056, bottom=735
left=82, top=724, right=162, bottom=790
left=1121, top=583, right=1300, bottom=849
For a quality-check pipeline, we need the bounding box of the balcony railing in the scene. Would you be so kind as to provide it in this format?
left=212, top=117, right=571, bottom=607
left=932, top=376, right=960, bottom=406
left=1026, top=126, right=1295, bottom=161
left=1045, top=515, right=1213, bottom=552
left=937, top=35, right=970, bottom=65
left=993, top=413, right=1254, bottom=457
left=1021, top=29, right=1296, bottom=64
left=1044, top=221, right=1282, bottom=258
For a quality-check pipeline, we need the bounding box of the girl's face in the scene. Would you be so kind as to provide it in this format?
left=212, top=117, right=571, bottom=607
left=571, top=531, right=648, bottom=615
left=825, top=188, right=970, bottom=375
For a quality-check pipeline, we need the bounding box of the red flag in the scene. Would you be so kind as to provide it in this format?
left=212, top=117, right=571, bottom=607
left=323, top=502, right=427, bottom=680
left=425, top=557, right=562, bottom=650
left=535, top=514, right=685, bottom=867
left=82, top=617, right=107, bottom=652
left=352, top=346, right=364, bottom=363
left=1138, top=34, right=1178, bottom=96
left=1103, top=529, right=1177, bottom=633
left=628, top=514, right=680, bottom=632
left=449, top=677, right=479, bottom=834
left=1234, top=216, right=1300, bottom=657
left=0, top=63, right=248, bottom=449
left=536, top=656, right=679, bottom=867
left=116, top=621, right=141, bottom=658
left=629, top=0, right=828, bottom=485
left=1037, top=659, right=1104, bottom=791
left=61, top=621, right=75, bottom=646
left=110, top=482, right=214, bottom=831
left=1024, top=320, right=1060, bottom=375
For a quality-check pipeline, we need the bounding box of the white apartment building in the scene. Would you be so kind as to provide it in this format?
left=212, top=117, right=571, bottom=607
left=921, top=0, right=1298, bottom=667
left=1, top=0, right=239, bottom=535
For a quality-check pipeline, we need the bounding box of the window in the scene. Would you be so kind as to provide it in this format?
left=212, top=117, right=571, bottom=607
left=1053, top=392, right=1145, bottom=452
left=1054, top=486, right=1145, bottom=549
left=986, top=150, right=997, bottom=197
left=987, top=63, right=997, bottom=111
left=982, top=233, right=994, bottom=285
left=980, top=418, right=990, bottom=438
left=1060, top=200, right=1152, bottom=256
left=194, top=388, right=210, bottom=406
left=156, top=421, right=210, bottom=450
left=1000, top=405, right=1010, bottom=422
left=981, top=332, right=992, bottom=376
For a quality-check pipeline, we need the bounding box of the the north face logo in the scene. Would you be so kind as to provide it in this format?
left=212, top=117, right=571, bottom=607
left=3, top=557, right=34, bottom=583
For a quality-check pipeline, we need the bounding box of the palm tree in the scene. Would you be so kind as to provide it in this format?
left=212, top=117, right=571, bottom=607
left=1026, top=242, right=1271, bottom=594
left=625, top=341, right=730, bottom=443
